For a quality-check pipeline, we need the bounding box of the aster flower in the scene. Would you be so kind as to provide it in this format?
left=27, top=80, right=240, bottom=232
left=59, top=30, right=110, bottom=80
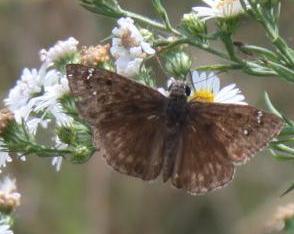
left=193, top=0, right=247, bottom=20
left=110, top=17, right=155, bottom=77
left=31, top=76, right=72, bottom=126
left=189, top=71, right=246, bottom=104
left=4, top=65, right=59, bottom=123
left=40, top=37, right=79, bottom=67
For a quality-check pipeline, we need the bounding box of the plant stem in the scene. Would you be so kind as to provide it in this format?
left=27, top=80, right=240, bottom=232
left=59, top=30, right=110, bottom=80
left=194, top=63, right=242, bottom=72
left=122, top=10, right=181, bottom=36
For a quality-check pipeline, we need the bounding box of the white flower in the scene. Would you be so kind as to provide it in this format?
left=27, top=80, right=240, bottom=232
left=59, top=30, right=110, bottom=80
left=115, top=57, right=143, bottom=77
left=26, top=118, right=50, bottom=135
left=193, top=0, right=247, bottom=20
left=110, top=17, right=155, bottom=77
left=51, top=137, right=67, bottom=172
left=5, top=64, right=59, bottom=123
left=189, top=71, right=246, bottom=104
left=0, top=224, right=13, bottom=234
left=0, top=140, right=12, bottom=172
left=40, top=37, right=79, bottom=66
left=31, top=76, right=72, bottom=126
left=51, top=156, right=63, bottom=172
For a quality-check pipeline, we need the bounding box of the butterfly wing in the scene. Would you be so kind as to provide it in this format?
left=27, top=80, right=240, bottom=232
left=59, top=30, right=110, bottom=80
left=192, top=102, right=283, bottom=164
left=66, top=64, right=168, bottom=181
left=171, top=101, right=283, bottom=194
left=171, top=115, right=235, bottom=194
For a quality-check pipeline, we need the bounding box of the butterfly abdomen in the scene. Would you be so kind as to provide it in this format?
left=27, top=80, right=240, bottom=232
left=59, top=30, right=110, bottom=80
left=162, top=94, right=188, bottom=182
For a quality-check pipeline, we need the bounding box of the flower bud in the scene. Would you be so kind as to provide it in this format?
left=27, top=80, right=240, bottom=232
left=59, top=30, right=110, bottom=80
left=70, top=145, right=94, bottom=164
left=165, top=51, right=192, bottom=79
left=140, top=28, right=154, bottom=43
left=57, top=126, right=76, bottom=145
left=181, top=12, right=206, bottom=36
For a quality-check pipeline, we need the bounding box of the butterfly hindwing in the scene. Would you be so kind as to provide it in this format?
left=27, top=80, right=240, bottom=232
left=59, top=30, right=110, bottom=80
left=66, top=64, right=168, bottom=180
left=171, top=112, right=235, bottom=194
left=190, top=102, right=284, bottom=165
left=170, top=101, right=282, bottom=194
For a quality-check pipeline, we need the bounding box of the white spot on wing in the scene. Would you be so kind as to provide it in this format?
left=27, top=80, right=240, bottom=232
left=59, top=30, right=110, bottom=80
left=243, top=129, right=249, bottom=135
left=147, top=115, right=156, bottom=120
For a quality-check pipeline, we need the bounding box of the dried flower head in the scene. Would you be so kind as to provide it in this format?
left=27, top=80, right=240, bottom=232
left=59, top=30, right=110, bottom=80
left=265, top=203, right=294, bottom=233
left=0, top=109, right=14, bottom=136
left=0, top=177, right=21, bottom=214
left=80, top=44, right=111, bottom=66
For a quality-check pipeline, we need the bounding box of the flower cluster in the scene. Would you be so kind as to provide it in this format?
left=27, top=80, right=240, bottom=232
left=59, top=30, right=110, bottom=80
left=110, top=17, right=155, bottom=77
left=3, top=37, right=81, bottom=171
left=40, top=37, right=79, bottom=68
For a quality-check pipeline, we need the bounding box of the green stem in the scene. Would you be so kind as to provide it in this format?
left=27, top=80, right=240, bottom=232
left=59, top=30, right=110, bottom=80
left=194, top=63, right=242, bottom=72
left=186, top=39, right=230, bottom=60
left=247, top=0, right=294, bottom=66
left=122, top=10, right=181, bottom=36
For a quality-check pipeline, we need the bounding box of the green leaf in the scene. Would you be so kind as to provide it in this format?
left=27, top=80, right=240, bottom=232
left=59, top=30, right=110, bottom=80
left=264, top=92, right=283, bottom=118
left=79, top=0, right=124, bottom=18
left=152, top=0, right=172, bottom=31
left=266, top=60, right=294, bottom=82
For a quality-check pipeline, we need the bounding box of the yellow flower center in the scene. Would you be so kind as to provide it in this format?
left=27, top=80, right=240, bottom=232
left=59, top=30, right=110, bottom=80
left=189, top=89, right=215, bottom=103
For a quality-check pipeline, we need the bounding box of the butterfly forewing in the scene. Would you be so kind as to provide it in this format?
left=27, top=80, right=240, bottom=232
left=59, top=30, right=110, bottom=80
left=66, top=64, right=168, bottom=180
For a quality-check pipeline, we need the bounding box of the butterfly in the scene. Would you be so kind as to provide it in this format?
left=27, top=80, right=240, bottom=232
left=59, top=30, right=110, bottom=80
left=66, top=64, right=283, bottom=195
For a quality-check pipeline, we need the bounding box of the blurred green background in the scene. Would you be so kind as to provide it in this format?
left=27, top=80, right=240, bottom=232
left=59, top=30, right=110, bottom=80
left=0, top=0, right=294, bottom=234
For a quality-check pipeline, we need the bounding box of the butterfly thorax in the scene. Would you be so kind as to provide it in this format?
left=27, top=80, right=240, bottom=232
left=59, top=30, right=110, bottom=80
left=166, top=81, right=188, bottom=125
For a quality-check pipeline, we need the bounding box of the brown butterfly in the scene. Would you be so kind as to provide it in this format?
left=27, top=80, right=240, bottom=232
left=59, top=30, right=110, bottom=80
left=66, top=64, right=283, bottom=195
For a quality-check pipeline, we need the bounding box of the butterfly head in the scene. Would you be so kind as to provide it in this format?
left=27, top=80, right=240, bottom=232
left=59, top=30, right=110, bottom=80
left=167, top=78, right=191, bottom=98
